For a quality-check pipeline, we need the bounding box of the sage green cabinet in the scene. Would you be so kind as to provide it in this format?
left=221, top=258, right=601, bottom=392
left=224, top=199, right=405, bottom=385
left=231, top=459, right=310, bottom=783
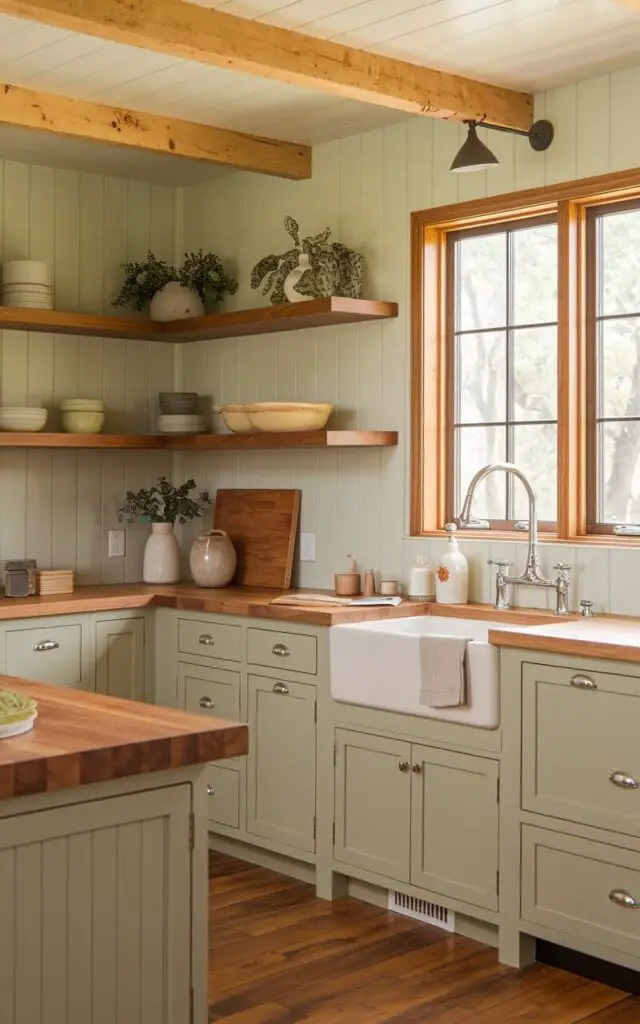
left=178, top=662, right=241, bottom=727
left=206, top=763, right=244, bottom=831
left=522, top=662, right=640, bottom=836
left=247, top=673, right=317, bottom=853
left=95, top=616, right=145, bottom=701
left=334, top=729, right=499, bottom=909
left=411, top=745, right=499, bottom=911
left=334, top=730, right=412, bottom=882
left=5, top=619, right=88, bottom=688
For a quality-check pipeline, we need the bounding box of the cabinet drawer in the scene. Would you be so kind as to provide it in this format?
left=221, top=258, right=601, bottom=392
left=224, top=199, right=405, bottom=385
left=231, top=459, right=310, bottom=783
left=522, top=662, right=640, bottom=836
left=247, top=627, right=317, bottom=676
left=522, top=825, right=640, bottom=958
left=178, top=618, right=242, bottom=663
left=178, top=662, right=241, bottom=724
left=6, top=623, right=83, bottom=686
left=206, top=764, right=243, bottom=831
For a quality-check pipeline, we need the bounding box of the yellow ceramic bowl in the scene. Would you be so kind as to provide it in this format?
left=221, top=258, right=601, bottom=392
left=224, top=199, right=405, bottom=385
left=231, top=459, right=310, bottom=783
left=245, top=402, right=333, bottom=433
left=62, top=410, right=105, bottom=434
left=213, top=405, right=254, bottom=434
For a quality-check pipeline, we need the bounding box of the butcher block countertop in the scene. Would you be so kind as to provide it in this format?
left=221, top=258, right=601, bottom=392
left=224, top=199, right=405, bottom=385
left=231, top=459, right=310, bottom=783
left=489, top=617, right=640, bottom=665
left=0, top=583, right=435, bottom=626
left=0, top=677, right=248, bottom=800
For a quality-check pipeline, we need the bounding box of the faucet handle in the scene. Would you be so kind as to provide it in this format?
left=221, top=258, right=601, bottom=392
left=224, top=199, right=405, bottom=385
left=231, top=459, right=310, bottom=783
left=553, top=562, right=572, bottom=574
left=488, top=559, right=513, bottom=568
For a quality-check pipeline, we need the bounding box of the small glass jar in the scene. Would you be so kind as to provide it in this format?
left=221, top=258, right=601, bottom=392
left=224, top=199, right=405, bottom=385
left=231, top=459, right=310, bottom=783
left=4, top=559, right=37, bottom=598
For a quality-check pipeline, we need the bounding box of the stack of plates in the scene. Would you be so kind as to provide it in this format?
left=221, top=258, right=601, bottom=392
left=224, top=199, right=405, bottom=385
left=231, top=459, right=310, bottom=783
left=0, top=689, right=37, bottom=739
left=2, top=261, right=53, bottom=310
left=37, top=569, right=74, bottom=595
left=0, top=406, right=48, bottom=432
left=157, top=414, right=206, bottom=435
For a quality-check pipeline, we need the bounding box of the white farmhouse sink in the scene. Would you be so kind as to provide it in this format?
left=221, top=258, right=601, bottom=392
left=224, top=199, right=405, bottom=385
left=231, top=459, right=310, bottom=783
left=330, top=616, right=502, bottom=729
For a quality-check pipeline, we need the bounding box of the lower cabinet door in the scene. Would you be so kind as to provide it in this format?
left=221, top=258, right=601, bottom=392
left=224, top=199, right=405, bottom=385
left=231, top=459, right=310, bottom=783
left=247, top=674, right=317, bottom=853
left=206, top=763, right=244, bottom=831
left=334, top=729, right=412, bottom=883
left=0, top=786, right=192, bottom=1024
left=410, top=745, right=499, bottom=911
left=95, top=617, right=145, bottom=701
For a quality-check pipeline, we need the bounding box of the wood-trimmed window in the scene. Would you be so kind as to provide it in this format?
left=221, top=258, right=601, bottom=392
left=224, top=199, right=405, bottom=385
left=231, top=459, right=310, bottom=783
left=410, top=167, right=640, bottom=542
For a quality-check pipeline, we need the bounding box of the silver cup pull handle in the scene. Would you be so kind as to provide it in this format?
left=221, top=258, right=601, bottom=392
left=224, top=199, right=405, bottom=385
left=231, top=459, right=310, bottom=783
left=199, top=633, right=215, bottom=646
left=272, top=682, right=289, bottom=695
left=199, top=696, right=215, bottom=709
left=33, top=639, right=59, bottom=652
left=206, top=784, right=215, bottom=796
left=272, top=643, right=290, bottom=657
left=610, top=771, right=639, bottom=790
left=570, top=674, right=597, bottom=690
left=609, top=889, right=640, bottom=909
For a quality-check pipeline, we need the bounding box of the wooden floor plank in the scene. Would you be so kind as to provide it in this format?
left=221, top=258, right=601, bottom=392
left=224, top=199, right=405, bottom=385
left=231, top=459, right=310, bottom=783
left=208, top=854, right=640, bottom=1024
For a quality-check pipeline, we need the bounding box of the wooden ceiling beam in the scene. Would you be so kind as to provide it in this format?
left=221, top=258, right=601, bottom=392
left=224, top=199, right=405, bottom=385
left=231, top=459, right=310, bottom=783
left=0, top=81, right=311, bottom=178
left=0, top=0, right=533, bottom=131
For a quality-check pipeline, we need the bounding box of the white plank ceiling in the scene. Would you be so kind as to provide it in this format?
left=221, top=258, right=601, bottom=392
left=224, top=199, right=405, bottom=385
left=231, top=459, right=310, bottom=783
left=0, top=0, right=640, bottom=179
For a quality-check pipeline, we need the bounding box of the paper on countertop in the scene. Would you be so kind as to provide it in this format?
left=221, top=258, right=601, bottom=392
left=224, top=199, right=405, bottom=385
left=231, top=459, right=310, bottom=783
left=349, top=596, right=403, bottom=607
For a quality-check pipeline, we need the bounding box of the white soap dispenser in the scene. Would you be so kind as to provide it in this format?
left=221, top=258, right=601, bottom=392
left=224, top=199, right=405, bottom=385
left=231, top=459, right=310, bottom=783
left=435, top=523, right=469, bottom=605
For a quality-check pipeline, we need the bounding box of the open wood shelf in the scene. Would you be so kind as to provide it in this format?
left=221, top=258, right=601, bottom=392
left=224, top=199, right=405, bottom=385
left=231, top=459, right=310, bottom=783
left=0, top=430, right=398, bottom=450
left=0, top=297, right=398, bottom=343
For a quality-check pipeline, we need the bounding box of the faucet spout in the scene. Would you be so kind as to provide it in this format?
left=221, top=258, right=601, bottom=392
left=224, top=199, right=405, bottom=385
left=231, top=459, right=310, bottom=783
left=458, top=462, right=569, bottom=612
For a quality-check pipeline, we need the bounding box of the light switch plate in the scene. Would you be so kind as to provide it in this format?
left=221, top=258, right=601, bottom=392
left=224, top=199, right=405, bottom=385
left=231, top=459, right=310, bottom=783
left=108, top=530, right=126, bottom=558
left=300, top=533, right=316, bottom=562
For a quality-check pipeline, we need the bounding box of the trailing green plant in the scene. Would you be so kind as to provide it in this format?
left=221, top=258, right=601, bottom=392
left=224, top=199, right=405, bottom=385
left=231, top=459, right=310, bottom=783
left=118, top=477, right=211, bottom=525
left=113, top=250, right=237, bottom=310
left=251, top=216, right=362, bottom=305
left=179, top=249, right=238, bottom=303
left=113, top=252, right=177, bottom=311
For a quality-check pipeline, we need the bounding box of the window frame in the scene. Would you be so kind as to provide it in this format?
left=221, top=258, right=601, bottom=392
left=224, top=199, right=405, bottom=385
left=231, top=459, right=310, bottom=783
left=445, top=214, right=559, bottom=532
left=410, top=166, right=640, bottom=543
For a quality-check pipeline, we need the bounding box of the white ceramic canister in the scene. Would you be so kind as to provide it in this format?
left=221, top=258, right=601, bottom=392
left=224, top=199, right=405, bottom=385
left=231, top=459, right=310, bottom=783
left=189, top=529, right=237, bottom=588
left=408, top=554, right=435, bottom=600
left=434, top=523, right=469, bottom=605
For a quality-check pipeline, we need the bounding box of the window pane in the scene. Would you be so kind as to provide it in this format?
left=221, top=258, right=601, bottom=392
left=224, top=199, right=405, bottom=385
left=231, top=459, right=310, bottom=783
left=512, top=424, right=557, bottom=522
left=600, top=420, right=640, bottom=524
left=600, top=318, right=640, bottom=419
left=455, top=425, right=506, bottom=519
left=512, top=326, right=557, bottom=422
left=512, top=223, right=558, bottom=326
left=600, top=209, right=640, bottom=316
left=457, top=232, right=506, bottom=331
left=457, top=332, right=506, bottom=423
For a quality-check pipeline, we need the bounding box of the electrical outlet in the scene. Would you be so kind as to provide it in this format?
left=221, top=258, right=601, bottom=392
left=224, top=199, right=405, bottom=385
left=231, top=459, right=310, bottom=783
left=300, top=533, right=316, bottom=562
left=108, top=530, right=126, bottom=558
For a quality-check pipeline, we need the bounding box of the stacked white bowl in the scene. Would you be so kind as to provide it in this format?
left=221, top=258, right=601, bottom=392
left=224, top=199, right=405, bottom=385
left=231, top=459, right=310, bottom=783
left=156, top=392, right=206, bottom=435
left=0, top=407, right=48, bottom=432
left=2, top=261, right=53, bottom=309
left=60, top=399, right=105, bottom=434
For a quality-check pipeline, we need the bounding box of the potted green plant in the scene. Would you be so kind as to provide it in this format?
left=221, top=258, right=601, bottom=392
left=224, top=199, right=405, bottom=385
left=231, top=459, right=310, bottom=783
left=118, top=477, right=211, bottom=583
left=113, top=250, right=238, bottom=322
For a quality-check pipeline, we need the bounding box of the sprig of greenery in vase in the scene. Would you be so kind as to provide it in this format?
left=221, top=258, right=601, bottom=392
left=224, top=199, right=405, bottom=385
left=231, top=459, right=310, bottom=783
left=113, top=250, right=238, bottom=311
left=118, top=477, right=211, bottom=525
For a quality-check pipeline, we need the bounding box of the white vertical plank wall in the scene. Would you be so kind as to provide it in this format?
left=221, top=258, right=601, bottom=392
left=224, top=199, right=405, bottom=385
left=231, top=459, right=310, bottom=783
left=179, top=65, right=640, bottom=611
left=0, top=161, right=176, bottom=583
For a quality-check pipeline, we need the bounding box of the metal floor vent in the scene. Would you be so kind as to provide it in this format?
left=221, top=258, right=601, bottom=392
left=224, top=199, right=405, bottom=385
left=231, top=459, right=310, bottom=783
left=388, top=890, right=455, bottom=932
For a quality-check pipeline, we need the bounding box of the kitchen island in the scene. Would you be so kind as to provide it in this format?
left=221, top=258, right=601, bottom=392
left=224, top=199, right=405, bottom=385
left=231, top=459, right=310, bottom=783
left=0, top=676, right=247, bottom=1024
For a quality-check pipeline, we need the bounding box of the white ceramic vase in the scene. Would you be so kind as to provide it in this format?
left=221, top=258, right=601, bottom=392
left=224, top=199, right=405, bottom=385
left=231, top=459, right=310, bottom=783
left=283, top=253, right=311, bottom=303
left=149, top=282, right=205, bottom=322
left=143, top=522, right=180, bottom=583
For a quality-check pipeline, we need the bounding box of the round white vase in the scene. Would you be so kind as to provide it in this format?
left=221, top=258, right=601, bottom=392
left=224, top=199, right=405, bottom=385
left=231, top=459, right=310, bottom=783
left=143, top=522, right=180, bottom=583
left=283, top=253, right=311, bottom=303
left=150, top=282, right=205, bottom=322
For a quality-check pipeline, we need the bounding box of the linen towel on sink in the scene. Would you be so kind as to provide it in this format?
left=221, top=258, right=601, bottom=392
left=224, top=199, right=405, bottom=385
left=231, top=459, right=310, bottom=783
left=419, top=634, right=471, bottom=707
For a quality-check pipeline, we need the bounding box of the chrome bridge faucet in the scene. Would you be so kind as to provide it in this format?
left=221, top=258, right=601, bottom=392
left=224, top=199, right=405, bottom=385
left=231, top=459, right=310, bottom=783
left=457, top=462, right=571, bottom=615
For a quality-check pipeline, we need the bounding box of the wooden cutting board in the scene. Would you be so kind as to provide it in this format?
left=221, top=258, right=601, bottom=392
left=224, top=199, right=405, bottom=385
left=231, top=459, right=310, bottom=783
left=213, top=489, right=301, bottom=589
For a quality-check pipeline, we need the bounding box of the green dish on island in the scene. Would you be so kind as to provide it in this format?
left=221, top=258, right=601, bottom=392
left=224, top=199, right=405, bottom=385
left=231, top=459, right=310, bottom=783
left=0, top=689, right=37, bottom=725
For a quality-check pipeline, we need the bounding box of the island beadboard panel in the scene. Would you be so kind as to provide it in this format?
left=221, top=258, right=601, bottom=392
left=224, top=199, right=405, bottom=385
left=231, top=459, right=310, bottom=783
left=178, top=63, right=640, bottom=615
left=0, top=160, right=176, bottom=583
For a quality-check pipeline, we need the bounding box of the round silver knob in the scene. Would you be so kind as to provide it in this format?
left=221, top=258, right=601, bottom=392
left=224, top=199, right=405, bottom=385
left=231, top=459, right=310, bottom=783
left=411, top=763, right=422, bottom=774
left=206, top=784, right=215, bottom=796
left=199, top=696, right=215, bottom=709
left=398, top=761, right=410, bottom=773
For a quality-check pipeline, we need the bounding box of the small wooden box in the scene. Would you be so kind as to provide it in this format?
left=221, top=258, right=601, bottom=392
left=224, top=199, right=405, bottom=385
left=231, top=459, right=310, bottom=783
left=36, top=569, right=75, bottom=595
